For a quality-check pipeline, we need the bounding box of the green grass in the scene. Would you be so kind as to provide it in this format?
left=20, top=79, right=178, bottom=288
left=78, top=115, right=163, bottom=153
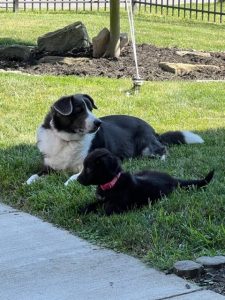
left=0, top=10, right=225, bottom=269
left=0, top=72, right=225, bottom=269
left=1, top=10, right=225, bottom=50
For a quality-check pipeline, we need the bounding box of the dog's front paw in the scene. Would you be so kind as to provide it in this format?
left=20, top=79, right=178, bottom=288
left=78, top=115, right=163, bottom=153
left=26, top=174, right=40, bottom=185
left=64, top=173, right=81, bottom=186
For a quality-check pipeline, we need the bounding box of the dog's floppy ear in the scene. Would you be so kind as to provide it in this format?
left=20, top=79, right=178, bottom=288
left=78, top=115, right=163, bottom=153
left=53, top=96, right=73, bottom=116
left=83, top=94, right=98, bottom=109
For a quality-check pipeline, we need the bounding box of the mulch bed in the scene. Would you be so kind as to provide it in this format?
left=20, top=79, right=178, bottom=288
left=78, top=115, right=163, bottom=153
left=192, top=267, right=225, bottom=296
left=1, top=43, right=225, bottom=80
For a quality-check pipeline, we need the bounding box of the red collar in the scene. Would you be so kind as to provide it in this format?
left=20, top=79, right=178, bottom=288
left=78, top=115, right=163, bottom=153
left=100, top=173, right=121, bottom=191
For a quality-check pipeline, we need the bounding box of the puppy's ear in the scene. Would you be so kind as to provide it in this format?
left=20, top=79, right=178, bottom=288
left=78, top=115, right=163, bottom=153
left=83, top=94, right=98, bottom=109
left=53, top=96, right=73, bottom=116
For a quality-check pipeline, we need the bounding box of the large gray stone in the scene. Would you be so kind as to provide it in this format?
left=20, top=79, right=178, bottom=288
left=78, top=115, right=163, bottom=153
left=196, top=256, right=225, bottom=268
left=0, top=45, right=33, bottom=61
left=37, top=21, right=91, bottom=53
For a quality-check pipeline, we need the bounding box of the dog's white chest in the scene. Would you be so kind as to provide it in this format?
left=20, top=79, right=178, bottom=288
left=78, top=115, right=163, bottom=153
left=37, top=126, right=94, bottom=172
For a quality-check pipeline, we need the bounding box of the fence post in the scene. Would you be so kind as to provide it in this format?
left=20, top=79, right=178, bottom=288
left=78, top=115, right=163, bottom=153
left=13, top=0, right=19, bottom=12
left=132, top=0, right=137, bottom=13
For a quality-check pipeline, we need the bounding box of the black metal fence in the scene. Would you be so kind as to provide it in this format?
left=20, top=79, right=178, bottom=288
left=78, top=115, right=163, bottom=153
left=0, top=0, right=224, bottom=23
left=0, top=0, right=127, bottom=12
left=134, top=0, right=225, bottom=23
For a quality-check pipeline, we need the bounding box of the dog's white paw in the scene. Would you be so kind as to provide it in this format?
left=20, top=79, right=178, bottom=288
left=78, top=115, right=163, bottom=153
left=160, top=154, right=166, bottom=161
left=26, top=174, right=40, bottom=185
left=64, top=173, right=80, bottom=186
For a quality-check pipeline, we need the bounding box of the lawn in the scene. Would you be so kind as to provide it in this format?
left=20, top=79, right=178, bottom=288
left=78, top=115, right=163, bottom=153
left=1, top=10, right=225, bottom=50
left=0, top=10, right=225, bottom=270
left=0, top=73, right=225, bottom=269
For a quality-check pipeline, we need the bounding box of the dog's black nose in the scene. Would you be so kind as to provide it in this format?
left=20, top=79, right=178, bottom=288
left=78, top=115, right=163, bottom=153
left=94, top=119, right=102, bottom=128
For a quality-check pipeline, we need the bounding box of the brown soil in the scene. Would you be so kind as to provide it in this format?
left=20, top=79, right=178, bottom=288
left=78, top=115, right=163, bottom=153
left=1, top=44, right=225, bottom=80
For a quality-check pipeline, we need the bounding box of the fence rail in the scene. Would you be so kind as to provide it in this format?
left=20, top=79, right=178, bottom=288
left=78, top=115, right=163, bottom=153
left=0, top=0, right=127, bottom=11
left=0, top=0, right=224, bottom=23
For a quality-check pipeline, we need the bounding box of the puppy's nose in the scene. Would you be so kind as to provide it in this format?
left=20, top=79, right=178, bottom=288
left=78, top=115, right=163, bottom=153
left=94, top=119, right=102, bottom=128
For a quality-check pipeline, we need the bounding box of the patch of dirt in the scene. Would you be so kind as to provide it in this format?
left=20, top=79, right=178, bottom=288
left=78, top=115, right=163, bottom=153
left=1, top=44, right=225, bottom=80
left=193, top=267, right=225, bottom=296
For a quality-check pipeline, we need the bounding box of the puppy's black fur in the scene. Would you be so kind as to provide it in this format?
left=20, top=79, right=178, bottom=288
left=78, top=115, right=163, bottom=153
left=77, top=148, right=214, bottom=215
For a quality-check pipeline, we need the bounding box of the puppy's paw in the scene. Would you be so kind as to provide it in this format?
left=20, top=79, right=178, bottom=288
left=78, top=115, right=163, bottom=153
left=26, top=174, right=40, bottom=185
left=78, top=202, right=100, bottom=214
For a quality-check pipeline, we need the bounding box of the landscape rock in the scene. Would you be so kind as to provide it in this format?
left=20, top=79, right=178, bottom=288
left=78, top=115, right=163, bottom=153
left=92, top=28, right=110, bottom=58
left=176, top=50, right=211, bottom=58
left=173, top=260, right=204, bottom=279
left=159, top=62, right=220, bottom=75
left=196, top=256, right=225, bottom=269
left=38, top=56, right=90, bottom=65
left=120, top=33, right=129, bottom=51
left=0, top=45, right=33, bottom=61
left=37, top=22, right=91, bottom=54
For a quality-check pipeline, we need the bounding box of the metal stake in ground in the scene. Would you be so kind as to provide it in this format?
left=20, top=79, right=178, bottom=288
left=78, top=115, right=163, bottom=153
left=125, top=0, right=144, bottom=94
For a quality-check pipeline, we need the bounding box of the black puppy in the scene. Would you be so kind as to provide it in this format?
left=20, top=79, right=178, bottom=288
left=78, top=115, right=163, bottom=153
left=77, top=148, right=214, bottom=215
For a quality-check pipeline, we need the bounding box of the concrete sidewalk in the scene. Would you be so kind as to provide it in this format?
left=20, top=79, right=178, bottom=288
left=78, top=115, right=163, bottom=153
left=0, top=203, right=224, bottom=300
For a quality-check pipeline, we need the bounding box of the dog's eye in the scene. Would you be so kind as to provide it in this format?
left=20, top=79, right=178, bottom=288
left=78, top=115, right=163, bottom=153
left=75, top=106, right=84, bottom=113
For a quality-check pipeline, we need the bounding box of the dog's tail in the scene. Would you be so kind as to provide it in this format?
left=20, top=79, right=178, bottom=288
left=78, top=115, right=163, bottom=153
left=159, top=131, right=204, bottom=146
left=177, top=170, right=214, bottom=189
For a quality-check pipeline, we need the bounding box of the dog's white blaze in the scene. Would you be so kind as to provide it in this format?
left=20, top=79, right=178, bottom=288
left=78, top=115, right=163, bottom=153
left=37, top=126, right=95, bottom=172
left=84, top=106, right=98, bottom=132
left=182, top=131, right=204, bottom=144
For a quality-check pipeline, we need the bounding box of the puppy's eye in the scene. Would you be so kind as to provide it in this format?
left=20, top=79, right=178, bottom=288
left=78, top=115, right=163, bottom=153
left=86, top=167, right=92, bottom=174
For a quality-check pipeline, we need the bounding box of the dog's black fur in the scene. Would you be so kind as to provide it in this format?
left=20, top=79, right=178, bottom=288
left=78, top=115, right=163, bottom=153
left=77, top=148, right=214, bottom=215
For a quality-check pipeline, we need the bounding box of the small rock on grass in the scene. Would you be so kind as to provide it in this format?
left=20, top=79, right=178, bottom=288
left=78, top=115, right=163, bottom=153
left=173, top=260, right=204, bottom=279
left=196, top=256, right=225, bottom=269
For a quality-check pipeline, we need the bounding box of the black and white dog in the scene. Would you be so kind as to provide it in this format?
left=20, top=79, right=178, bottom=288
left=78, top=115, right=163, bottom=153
left=27, top=93, right=204, bottom=185
left=77, top=148, right=214, bottom=215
